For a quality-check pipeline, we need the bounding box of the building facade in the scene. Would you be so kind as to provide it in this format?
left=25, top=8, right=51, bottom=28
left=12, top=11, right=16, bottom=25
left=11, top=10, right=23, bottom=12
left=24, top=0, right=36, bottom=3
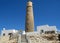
left=37, top=25, right=57, bottom=34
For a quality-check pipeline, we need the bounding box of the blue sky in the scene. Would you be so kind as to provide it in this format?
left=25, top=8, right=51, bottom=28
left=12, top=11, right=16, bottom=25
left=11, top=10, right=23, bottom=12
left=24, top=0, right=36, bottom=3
left=0, top=0, right=60, bottom=32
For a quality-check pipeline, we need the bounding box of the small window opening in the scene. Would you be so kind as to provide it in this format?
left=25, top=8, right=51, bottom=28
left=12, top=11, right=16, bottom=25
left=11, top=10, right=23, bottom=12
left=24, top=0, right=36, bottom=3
left=3, top=33, right=5, bottom=36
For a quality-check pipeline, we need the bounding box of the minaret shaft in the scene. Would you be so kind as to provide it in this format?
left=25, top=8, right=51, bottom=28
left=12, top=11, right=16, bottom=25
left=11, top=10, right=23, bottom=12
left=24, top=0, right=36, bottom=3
left=25, top=1, right=34, bottom=32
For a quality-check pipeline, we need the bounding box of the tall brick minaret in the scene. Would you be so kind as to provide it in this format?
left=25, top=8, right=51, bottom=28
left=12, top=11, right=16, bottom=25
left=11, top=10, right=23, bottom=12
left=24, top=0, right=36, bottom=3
left=25, top=0, right=34, bottom=32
